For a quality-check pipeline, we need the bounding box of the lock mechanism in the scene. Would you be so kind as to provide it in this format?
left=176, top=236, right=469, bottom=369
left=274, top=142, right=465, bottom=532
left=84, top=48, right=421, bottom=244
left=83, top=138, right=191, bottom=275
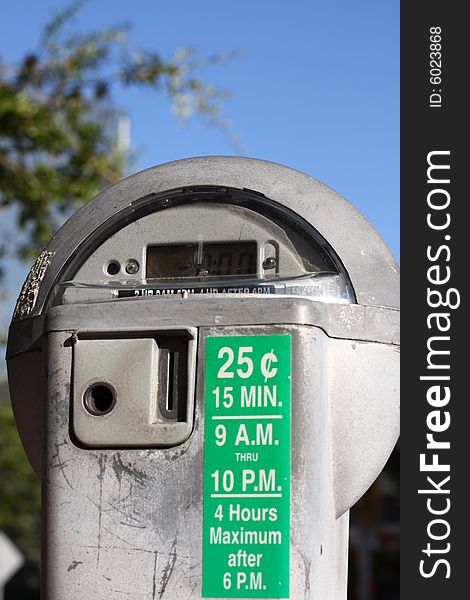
left=71, top=328, right=196, bottom=448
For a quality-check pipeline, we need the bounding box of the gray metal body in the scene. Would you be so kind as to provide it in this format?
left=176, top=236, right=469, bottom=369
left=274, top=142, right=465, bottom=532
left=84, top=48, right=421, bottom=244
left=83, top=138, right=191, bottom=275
left=6, top=157, right=400, bottom=599
left=43, top=298, right=398, bottom=599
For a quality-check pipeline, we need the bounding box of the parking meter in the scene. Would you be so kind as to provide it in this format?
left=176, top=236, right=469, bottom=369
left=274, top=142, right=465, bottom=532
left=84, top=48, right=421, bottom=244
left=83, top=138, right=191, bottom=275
left=6, top=157, right=399, bottom=599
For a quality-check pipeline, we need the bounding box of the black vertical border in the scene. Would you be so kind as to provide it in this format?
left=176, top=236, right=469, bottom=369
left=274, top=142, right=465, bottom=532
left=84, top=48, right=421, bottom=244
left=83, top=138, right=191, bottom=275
left=401, top=3, right=467, bottom=598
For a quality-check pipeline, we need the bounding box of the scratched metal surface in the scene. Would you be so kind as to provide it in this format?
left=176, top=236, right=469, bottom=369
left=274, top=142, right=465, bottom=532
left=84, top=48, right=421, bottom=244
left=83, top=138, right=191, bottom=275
left=43, top=325, right=351, bottom=599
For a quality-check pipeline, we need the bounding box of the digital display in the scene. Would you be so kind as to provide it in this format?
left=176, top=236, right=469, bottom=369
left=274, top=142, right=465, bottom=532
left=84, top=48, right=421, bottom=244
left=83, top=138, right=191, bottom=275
left=146, top=241, right=257, bottom=279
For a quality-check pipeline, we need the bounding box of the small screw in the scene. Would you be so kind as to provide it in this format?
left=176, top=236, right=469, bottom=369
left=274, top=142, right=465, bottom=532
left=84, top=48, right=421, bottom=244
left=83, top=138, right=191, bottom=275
left=262, top=257, right=277, bottom=270
left=125, top=259, right=140, bottom=275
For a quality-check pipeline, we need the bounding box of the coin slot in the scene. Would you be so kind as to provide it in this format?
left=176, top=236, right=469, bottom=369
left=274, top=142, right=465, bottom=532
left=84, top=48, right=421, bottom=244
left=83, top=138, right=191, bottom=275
left=157, top=335, right=189, bottom=423
left=83, top=383, right=116, bottom=416
left=166, top=351, right=177, bottom=413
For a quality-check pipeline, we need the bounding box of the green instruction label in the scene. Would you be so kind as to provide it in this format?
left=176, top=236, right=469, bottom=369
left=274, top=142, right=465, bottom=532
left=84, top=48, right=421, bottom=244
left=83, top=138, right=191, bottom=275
left=203, top=335, right=291, bottom=598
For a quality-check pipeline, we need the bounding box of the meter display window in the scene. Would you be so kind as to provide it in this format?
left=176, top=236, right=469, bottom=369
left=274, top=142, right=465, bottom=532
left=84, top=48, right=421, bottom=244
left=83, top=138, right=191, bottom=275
left=57, top=186, right=355, bottom=304
left=146, top=241, right=257, bottom=279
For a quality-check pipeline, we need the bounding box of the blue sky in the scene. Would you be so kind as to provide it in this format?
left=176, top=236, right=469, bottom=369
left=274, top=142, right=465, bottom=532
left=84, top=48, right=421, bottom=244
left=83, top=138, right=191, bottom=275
left=1, top=0, right=399, bottom=330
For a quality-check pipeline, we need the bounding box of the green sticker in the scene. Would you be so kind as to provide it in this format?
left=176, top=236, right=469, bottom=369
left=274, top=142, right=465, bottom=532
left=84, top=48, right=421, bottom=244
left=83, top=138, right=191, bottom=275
left=203, top=335, right=291, bottom=598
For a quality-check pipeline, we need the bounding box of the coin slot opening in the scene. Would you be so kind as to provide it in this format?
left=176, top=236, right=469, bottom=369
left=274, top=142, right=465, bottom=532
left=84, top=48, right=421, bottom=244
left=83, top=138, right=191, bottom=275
left=157, top=336, right=189, bottom=423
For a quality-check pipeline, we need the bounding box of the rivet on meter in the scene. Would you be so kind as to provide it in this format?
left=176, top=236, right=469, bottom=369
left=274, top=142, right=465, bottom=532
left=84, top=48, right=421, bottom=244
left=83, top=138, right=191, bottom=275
left=263, top=256, right=277, bottom=270
left=125, top=259, right=140, bottom=274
